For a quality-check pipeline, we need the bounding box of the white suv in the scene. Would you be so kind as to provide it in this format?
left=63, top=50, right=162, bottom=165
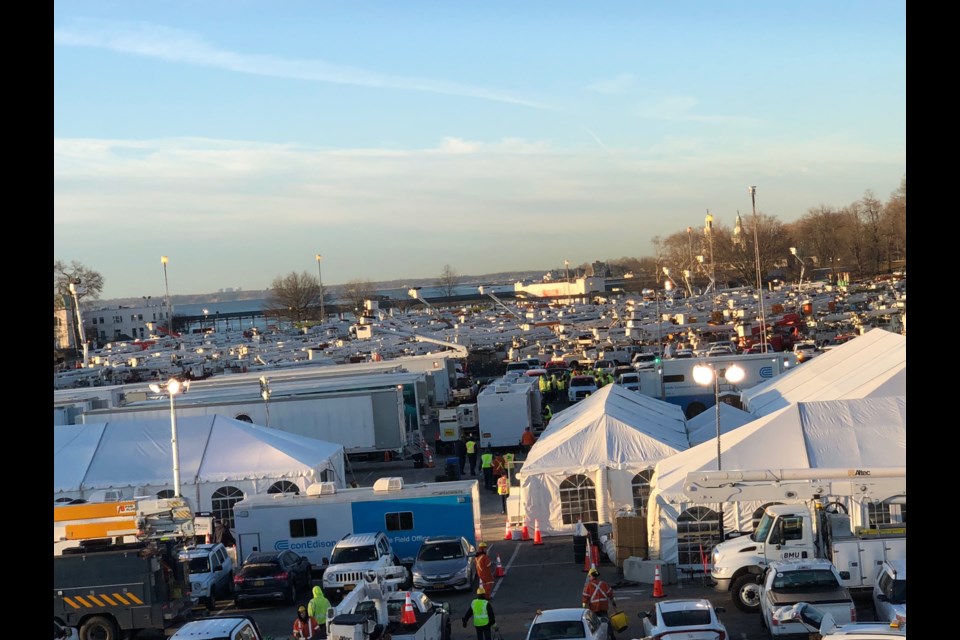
left=872, top=560, right=906, bottom=624
left=178, top=543, right=235, bottom=610
left=322, top=532, right=408, bottom=601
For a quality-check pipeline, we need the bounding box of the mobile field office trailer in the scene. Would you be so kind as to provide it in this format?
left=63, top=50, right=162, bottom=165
left=232, top=478, right=481, bottom=570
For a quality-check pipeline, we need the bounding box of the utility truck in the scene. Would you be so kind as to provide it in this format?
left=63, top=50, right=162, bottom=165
left=437, top=404, right=478, bottom=445
left=637, top=351, right=798, bottom=418
left=53, top=497, right=197, bottom=639
left=326, top=569, right=452, bottom=640
left=232, top=477, right=481, bottom=576
left=476, top=373, right=543, bottom=448
left=683, top=467, right=906, bottom=613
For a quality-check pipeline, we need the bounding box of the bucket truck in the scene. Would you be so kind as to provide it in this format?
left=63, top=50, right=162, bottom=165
left=682, top=467, right=906, bottom=613
left=326, top=569, right=452, bottom=640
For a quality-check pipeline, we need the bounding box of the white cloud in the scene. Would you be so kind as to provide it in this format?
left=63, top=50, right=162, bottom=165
left=586, top=73, right=637, bottom=95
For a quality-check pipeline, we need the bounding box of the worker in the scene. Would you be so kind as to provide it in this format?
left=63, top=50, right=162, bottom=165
left=582, top=568, right=617, bottom=627
left=491, top=452, right=505, bottom=481
left=496, top=472, right=510, bottom=514
left=542, top=403, right=553, bottom=426
left=502, top=451, right=515, bottom=478
left=462, top=586, right=497, bottom=640
left=474, top=541, right=494, bottom=596
left=293, top=604, right=323, bottom=640
left=481, top=447, right=495, bottom=491
left=455, top=435, right=468, bottom=476
left=520, top=427, right=536, bottom=455
left=466, top=435, right=479, bottom=476
left=307, top=585, right=331, bottom=633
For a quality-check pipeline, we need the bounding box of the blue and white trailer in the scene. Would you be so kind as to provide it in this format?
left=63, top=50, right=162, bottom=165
left=231, top=477, right=481, bottom=571
left=636, top=351, right=799, bottom=418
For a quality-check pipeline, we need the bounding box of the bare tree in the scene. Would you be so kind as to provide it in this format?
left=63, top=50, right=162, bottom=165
left=437, top=264, right=460, bottom=298
left=341, top=279, right=376, bottom=318
left=264, top=271, right=319, bottom=324
left=882, top=176, right=906, bottom=270
left=858, top=191, right=885, bottom=275
left=54, top=260, right=104, bottom=309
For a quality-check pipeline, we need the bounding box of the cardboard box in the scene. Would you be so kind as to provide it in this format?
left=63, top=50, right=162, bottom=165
left=614, top=515, right=647, bottom=547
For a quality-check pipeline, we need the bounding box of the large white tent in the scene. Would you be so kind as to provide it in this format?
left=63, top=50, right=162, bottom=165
left=54, top=415, right=347, bottom=518
left=646, top=396, right=906, bottom=567
left=516, top=384, right=689, bottom=536
left=741, top=329, right=906, bottom=417
left=685, top=402, right=756, bottom=447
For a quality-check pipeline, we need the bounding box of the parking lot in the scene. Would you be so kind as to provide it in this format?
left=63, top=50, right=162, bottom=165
left=141, top=453, right=880, bottom=640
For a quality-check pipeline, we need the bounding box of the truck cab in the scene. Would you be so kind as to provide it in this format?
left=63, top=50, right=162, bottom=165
left=760, top=560, right=855, bottom=637
left=178, top=543, right=235, bottom=610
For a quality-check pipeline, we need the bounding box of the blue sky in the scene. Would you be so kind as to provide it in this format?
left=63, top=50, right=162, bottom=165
left=54, top=1, right=906, bottom=299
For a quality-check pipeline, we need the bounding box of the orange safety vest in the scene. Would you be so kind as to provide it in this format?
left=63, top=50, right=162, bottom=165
left=497, top=475, right=510, bottom=495
left=582, top=578, right=614, bottom=612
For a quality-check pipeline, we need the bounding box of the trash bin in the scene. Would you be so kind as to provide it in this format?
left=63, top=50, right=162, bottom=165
left=412, top=453, right=424, bottom=468
left=445, top=457, right=461, bottom=481
left=585, top=522, right=600, bottom=546
left=573, top=535, right=588, bottom=565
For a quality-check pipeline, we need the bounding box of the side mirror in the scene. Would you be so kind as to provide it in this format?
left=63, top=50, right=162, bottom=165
left=323, top=558, right=330, bottom=566
left=637, top=611, right=651, bottom=619
left=714, top=606, right=726, bottom=614
left=877, top=594, right=888, bottom=602
left=839, top=571, right=851, bottom=580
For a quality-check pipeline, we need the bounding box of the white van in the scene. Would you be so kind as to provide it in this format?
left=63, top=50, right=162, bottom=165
left=616, top=372, right=641, bottom=392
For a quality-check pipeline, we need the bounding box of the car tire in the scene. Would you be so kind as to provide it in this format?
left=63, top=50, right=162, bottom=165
left=234, top=597, right=243, bottom=609
left=731, top=574, right=762, bottom=613
left=287, top=583, right=298, bottom=605
left=80, top=615, right=119, bottom=640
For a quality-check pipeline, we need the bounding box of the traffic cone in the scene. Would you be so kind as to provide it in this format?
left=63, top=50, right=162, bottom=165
left=521, top=518, right=531, bottom=541
left=204, top=532, right=212, bottom=544
left=583, top=542, right=592, bottom=572
left=533, top=519, right=543, bottom=545
left=495, top=554, right=505, bottom=577
left=504, top=520, right=513, bottom=540
left=425, top=447, right=435, bottom=468
left=652, top=564, right=666, bottom=598
left=401, top=591, right=418, bottom=624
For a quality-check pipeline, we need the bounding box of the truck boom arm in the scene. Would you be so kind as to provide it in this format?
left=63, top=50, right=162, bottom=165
left=683, top=467, right=906, bottom=503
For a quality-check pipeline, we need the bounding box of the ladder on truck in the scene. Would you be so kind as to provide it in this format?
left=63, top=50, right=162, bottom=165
left=54, top=497, right=195, bottom=553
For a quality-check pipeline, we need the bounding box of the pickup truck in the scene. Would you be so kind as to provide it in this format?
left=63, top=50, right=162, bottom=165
left=322, top=531, right=409, bottom=602
left=169, top=615, right=266, bottom=639
left=328, top=570, right=451, bottom=640
left=178, top=542, right=235, bottom=610
left=758, top=560, right=856, bottom=637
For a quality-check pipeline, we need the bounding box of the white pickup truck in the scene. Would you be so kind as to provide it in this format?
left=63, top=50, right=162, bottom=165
left=759, top=560, right=856, bottom=637
left=322, top=532, right=409, bottom=602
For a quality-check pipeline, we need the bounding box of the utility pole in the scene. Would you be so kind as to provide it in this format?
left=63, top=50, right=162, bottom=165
left=749, top=186, right=768, bottom=351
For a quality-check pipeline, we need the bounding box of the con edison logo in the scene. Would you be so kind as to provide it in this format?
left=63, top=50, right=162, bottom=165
left=760, top=366, right=773, bottom=378
left=275, top=539, right=335, bottom=551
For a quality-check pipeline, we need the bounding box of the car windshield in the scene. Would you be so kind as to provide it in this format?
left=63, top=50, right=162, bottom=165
left=331, top=545, right=378, bottom=564
left=187, top=556, right=211, bottom=573
left=661, top=609, right=712, bottom=626
left=888, top=579, right=906, bottom=604
left=772, top=569, right=839, bottom=589
left=419, top=542, right=464, bottom=561
left=530, top=621, right=585, bottom=640
left=241, top=562, right=281, bottom=578
left=754, top=512, right=774, bottom=542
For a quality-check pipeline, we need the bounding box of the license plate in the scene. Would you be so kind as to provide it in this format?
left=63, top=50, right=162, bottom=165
left=343, top=584, right=355, bottom=592
left=434, top=583, right=445, bottom=589
left=254, top=580, right=264, bottom=587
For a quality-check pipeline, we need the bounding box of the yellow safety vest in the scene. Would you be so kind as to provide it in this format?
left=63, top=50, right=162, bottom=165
left=466, top=441, right=476, bottom=454
left=497, top=475, right=510, bottom=495
left=471, top=599, right=490, bottom=626
left=481, top=453, right=493, bottom=468
left=503, top=453, right=515, bottom=469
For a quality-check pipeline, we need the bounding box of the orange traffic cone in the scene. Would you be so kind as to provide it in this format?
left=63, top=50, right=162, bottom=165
left=652, top=564, right=666, bottom=598
left=401, top=591, right=418, bottom=624
left=495, top=554, right=505, bottom=577
left=521, top=518, right=530, bottom=541
left=205, top=532, right=212, bottom=544
left=583, top=542, right=591, bottom=572
left=425, top=447, right=435, bottom=468
left=504, top=520, right=513, bottom=540
left=533, top=519, right=543, bottom=545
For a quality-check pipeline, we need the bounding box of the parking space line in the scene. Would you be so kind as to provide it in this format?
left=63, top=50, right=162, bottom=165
left=491, top=543, right=523, bottom=598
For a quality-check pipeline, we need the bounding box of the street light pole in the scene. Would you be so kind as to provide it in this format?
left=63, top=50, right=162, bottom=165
left=692, top=362, right=745, bottom=471
left=149, top=378, right=190, bottom=497
left=564, top=259, right=571, bottom=305
left=161, top=256, right=172, bottom=335
left=316, top=254, right=325, bottom=325
left=68, top=280, right=89, bottom=367
left=790, top=247, right=807, bottom=293
left=748, top=187, right=767, bottom=352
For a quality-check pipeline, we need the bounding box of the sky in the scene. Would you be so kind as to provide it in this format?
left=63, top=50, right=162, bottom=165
left=54, top=1, right=906, bottom=300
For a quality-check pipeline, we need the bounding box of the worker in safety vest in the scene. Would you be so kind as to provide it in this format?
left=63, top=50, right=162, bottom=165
left=481, top=447, right=495, bottom=491
left=307, top=585, right=331, bottom=629
left=293, top=604, right=323, bottom=640
left=497, top=473, right=510, bottom=514
left=503, top=451, right=515, bottom=476
left=474, top=542, right=495, bottom=596
left=466, top=435, right=478, bottom=476
left=542, top=403, right=553, bottom=426
left=520, top=427, right=536, bottom=455
left=462, top=586, right=497, bottom=640
left=582, top=568, right=617, bottom=617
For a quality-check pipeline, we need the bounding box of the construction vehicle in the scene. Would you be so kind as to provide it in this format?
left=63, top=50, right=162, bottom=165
left=54, top=498, right=197, bottom=639
left=326, top=569, right=452, bottom=640
left=683, top=467, right=906, bottom=613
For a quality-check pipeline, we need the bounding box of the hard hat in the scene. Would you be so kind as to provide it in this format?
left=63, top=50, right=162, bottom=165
left=298, top=605, right=307, bottom=612
left=477, top=587, right=486, bottom=595
left=589, top=568, right=599, bottom=577
left=478, top=541, right=487, bottom=548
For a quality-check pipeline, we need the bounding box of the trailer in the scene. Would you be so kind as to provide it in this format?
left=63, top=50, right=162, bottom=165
left=437, top=404, right=478, bottom=444
left=81, top=377, right=415, bottom=456
left=636, top=351, right=799, bottom=418
left=476, top=373, right=543, bottom=449
left=231, top=477, right=481, bottom=573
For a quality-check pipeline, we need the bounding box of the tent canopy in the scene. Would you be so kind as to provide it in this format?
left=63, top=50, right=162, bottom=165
left=54, top=415, right=346, bottom=494
left=741, top=329, right=906, bottom=416
left=520, top=384, right=689, bottom=476
left=685, top=402, right=756, bottom=447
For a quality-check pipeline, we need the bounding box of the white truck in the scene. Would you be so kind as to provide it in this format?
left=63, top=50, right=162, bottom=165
left=437, top=404, right=478, bottom=445
left=322, top=531, right=410, bottom=602
left=758, top=559, right=856, bottom=637
left=326, top=569, right=451, bottom=640
left=476, top=373, right=543, bottom=448
left=684, top=467, right=906, bottom=613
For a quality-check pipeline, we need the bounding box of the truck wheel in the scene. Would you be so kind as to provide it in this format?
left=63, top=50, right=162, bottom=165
left=80, top=615, right=119, bottom=640
left=731, top=574, right=762, bottom=613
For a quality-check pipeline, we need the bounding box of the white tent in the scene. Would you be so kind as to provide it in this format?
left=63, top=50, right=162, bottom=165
left=516, top=384, right=689, bottom=536
left=646, top=396, right=906, bottom=567
left=54, top=415, right=347, bottom=516
left=741, top=329, right=906, bottom=417
left=685, top=402, right=756, bottom=447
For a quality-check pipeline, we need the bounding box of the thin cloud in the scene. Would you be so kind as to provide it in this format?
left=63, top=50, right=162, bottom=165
left=580, top=126, right=609, bottom=151
left=586, top=72, right=636, bottom=95
left=634, top=95, right=759, bottom=125
left=54, top=20, right=554, bottom=111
